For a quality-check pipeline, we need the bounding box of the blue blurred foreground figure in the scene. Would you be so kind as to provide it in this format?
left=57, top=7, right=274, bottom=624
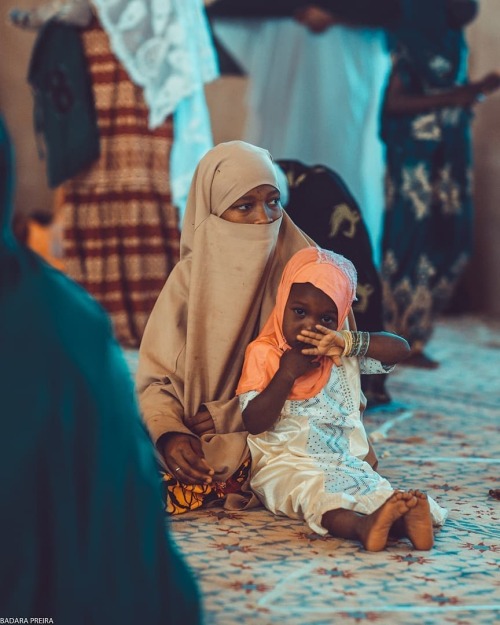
left=0, top=116, right=201, bottom=624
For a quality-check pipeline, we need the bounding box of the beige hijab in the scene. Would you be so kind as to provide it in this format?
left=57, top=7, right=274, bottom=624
left=137, top=141, right=313, bottom=492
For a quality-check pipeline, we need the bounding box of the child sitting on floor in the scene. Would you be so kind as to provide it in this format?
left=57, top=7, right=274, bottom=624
left=236, top=247, right=447, bottom=551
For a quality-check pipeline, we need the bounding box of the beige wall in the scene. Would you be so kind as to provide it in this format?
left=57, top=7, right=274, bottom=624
left=1, top=2, right=499, bottom=312
left=205, top=76, right=248, bottom=144
left=0, top=0, right=54, bottom=216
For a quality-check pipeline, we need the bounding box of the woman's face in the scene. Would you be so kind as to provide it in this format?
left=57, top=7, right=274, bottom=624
left=220, top=184, right=283, bottom=224
left=282, top=282, right=338, bottom=348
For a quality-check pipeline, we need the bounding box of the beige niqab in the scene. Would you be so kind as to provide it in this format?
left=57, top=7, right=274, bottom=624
left=137, top=141, right=313, bottom=501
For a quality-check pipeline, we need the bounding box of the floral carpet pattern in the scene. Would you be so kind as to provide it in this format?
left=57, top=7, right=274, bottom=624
left=125, top=316, right=500, bottom=625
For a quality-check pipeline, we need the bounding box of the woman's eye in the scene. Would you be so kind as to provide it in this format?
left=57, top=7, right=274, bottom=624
left=269, top=198, right=281, bottom=207
left=322, top=316, right=335, bottom=324
left=234, top=203, right=251, bottom=211
left=293, top=308, right=305, bottom=317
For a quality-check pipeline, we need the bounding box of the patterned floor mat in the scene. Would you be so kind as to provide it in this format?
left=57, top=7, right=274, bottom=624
left=125, top=315, right=500, bottom=625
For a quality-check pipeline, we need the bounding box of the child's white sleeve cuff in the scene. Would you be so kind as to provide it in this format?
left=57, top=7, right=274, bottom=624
left=360, top=357, right=395, bottom=375
left=238, top=390, right=260, bottom=412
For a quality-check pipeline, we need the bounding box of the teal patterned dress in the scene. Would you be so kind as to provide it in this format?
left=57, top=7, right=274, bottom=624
left=381, top=26, right=473, bottom=350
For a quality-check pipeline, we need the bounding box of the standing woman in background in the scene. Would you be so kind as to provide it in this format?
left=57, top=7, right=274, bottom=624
left=381, top=0, right=500, bottom=367
left=207, top=0, right=400, bottom=264
left=10, top=0, right=218, bottom=348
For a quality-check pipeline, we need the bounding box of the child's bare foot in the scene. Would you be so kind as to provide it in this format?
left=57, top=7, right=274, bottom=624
left=361, top=491, right=417, bottom=552
left=403, top=490, right=434, bottom=550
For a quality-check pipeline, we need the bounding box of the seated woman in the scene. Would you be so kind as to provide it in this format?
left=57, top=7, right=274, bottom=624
left=136, top=140, right=320, bottom=514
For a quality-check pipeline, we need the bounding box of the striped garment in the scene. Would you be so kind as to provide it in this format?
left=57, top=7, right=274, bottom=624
left=62, top=19, right=179, bottom=348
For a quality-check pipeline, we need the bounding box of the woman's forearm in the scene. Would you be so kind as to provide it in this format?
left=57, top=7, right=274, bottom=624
left=384, top=83, right=480, bottom=115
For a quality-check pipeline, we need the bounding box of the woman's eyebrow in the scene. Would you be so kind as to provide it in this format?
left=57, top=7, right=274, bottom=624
left=232, top=195, right=254, bottom=202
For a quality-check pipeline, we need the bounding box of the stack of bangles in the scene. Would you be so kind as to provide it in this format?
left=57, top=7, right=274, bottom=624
left=340, top=330, right=370, bottom=358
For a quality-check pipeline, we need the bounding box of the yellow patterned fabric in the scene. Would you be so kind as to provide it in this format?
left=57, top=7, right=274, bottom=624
left=162, top=459, right=251, bottom=515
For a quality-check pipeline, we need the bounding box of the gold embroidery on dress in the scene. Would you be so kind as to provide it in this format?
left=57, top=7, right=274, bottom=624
left=329, top=203, right=360, bottom=238
left=353, top=283, right=374, bottom=314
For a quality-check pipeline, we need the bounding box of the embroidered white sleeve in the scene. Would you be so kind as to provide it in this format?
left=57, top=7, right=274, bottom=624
left=360, top=357, right=395, bottom=375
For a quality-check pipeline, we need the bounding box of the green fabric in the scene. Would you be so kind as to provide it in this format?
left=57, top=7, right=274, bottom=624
left=0, top=116, right=200, bottom=624
left=27, top=20, right=100, bottom=187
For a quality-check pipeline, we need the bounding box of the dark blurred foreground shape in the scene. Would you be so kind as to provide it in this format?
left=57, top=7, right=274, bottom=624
left=0, top=115, right=201, bottom=625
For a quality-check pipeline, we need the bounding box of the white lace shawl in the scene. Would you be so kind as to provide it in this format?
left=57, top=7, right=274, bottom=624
left=92, top=0, right=219, bottom=214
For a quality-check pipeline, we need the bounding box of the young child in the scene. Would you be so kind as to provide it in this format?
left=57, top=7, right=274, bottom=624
left=236, top=247, right=447, bottom=551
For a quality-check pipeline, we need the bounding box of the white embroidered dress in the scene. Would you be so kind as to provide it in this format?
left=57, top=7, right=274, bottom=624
left=239, top=356, right=447, bottom=535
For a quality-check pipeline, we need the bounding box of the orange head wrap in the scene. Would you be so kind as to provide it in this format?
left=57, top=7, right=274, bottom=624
left=236, top=247, right=357, bottom=400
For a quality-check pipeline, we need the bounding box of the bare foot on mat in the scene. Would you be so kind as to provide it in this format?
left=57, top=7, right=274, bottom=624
left=403, top=490, right=434, bottom=550
left=361, top=491, right=417, bottom=552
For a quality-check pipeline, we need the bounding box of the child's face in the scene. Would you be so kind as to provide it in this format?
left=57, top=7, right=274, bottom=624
left=220, top=184, right=282, bottom=224
left=282, top=282, right=338, bottom=348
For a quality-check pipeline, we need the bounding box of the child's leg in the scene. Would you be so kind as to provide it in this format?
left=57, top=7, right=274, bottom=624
left=321, top=491, right=418, bottom=552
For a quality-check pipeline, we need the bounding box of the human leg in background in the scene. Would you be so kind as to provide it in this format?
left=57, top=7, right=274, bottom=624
left=62, top=20, right=180, bottom=348
left=381, top=137, right=473, bottom=369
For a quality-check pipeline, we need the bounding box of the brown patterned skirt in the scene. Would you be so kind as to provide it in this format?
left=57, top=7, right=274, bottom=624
left=62, top=19, right=179, bottom=348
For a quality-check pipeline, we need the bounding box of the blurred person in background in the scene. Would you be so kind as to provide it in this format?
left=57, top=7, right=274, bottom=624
left=10, top=0, right=218, bottom=347
left=380, top=0, right=500, bottom=368
left=207, top=0, right=401, bottom=265
left=0, top=113, right=201, bottom=625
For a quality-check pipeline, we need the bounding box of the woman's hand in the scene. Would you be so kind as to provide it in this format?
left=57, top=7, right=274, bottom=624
left=431, top=73, right=500, bottom=109
left=160, top=432, right=215, bottom=485
left=478, top=71, right=500, bottom=95
left=298, top=325, right=345, bottom=366
left=294, top=6, right=338, bottom=33
left=451, top=73, right=500, bottom=109
left=185, top=407, right=216, bottom=436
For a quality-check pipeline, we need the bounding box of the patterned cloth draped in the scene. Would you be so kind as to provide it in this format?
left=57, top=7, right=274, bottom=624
left=162, top=459, right=251, bottom=515
left=277, top=160, right=384, bottom=333
left=63, top=19, right=179, bottom=348
left=381, top=26, right=473, bottom=350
